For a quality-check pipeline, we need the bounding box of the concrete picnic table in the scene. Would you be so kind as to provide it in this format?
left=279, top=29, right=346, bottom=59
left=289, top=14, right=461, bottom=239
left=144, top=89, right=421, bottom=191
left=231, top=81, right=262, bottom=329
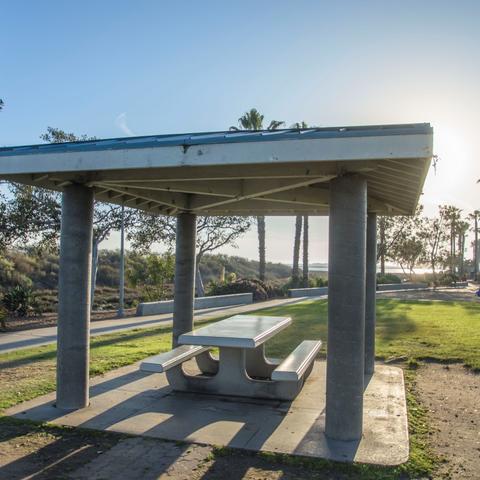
left=141, top=314, right=321, bottom=400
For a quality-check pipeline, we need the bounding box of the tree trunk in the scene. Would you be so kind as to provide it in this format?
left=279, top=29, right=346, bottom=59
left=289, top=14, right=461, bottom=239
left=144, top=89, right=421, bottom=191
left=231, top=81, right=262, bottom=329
left=292, top=215, right=302, bottom=286
left=475, top=213, right=479, bottom=281
left=379, top=218, right=386, bottom=275
left=302, top=215, right=309, bottom=287
left=459, top=233, right=465, bottom=278
left=257, top=216, right=266, bottom=281
left=195, top=253, right=205, bottom=297
left=450, top=225, right=455, bottom=276
left=90, top=237, right=99, bottom=310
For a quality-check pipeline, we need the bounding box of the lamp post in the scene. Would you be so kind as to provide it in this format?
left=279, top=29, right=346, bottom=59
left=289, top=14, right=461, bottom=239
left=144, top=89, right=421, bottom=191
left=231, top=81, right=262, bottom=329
left=117, top=204, right=125, bottom=318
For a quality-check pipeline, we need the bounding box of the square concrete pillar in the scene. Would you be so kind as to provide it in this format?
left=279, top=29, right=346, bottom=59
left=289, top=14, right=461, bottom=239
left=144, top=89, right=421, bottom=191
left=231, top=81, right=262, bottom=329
left=172, top=212, right=197, bottom=347
left=365, top=212, right=377, bottom=375
left=325, top=175, right=367, bottom=441
left=56, top=184, right=94, bottom=410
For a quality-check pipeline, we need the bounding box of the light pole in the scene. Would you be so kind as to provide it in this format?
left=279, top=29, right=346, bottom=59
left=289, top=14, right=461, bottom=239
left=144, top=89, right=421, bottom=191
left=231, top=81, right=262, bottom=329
left=117, top=204, right=125, bottom=318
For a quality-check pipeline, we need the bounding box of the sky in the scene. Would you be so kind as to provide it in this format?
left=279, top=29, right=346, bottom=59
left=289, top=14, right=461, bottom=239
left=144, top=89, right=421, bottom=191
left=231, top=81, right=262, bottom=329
left=1, top=0, right=479, bottom=263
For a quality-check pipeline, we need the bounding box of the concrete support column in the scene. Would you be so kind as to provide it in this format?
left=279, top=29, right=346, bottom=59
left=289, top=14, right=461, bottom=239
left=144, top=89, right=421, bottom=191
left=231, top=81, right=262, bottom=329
left=325, top=175, right=367, bottom=441
left=56, top=184, right=94, bottom=410
left=172, top=212, right=197, bottom=347
left=365, top=212, right=377, bottom=375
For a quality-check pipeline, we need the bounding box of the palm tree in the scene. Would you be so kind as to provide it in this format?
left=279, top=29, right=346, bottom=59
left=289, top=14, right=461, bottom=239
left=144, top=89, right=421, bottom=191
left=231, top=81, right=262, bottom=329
left=302, top=215, right=309, bottom=287
left=290, top=122, right=311, bottom=287
left=0, top=99, right=4, bottom=111
left=470, top=210, right=479, bottom=280
left=292, top=215, right=302, bottom=286
left=230, top=108, right=284, bottom=280
left=291, top=121, right=308, bottom=129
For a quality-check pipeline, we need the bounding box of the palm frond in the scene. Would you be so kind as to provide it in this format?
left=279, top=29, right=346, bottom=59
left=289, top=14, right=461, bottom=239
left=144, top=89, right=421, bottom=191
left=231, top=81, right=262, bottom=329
left=267, top=120, right=285, bottom=130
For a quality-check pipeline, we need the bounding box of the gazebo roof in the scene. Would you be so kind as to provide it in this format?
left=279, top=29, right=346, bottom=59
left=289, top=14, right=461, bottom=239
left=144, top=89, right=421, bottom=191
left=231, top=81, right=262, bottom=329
left=0, top=123, right=433, bottom=216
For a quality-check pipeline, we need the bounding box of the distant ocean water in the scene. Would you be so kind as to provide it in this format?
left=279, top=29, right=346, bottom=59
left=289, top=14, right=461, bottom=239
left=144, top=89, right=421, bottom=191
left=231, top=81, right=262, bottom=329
left=300, top=263, right=433, bottom=274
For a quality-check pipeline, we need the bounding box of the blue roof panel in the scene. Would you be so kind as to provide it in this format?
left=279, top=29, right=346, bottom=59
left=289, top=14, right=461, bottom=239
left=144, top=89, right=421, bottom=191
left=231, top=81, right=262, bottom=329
left=0, top=123, right=432, bottom=157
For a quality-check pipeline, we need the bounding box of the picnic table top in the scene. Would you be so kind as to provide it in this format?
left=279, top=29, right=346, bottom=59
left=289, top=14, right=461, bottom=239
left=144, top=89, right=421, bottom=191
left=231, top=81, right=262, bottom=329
left=178, top=314, right=292, bottom=349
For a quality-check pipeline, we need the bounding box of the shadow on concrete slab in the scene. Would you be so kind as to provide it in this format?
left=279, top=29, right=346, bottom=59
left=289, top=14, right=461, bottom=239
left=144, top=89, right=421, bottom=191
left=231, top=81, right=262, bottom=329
left=6, top=362, right=408, bottom=466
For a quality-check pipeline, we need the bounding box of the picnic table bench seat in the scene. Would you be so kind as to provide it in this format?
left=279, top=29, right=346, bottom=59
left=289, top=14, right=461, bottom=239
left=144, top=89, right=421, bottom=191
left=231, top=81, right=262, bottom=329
left=140, top=345, right=210, bottom=373
left=271, top=340, right=322, bottom=382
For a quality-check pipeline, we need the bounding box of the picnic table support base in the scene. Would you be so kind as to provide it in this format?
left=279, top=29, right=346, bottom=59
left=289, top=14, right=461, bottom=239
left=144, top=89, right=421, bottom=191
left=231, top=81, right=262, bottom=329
left=166, top=346, right=307, bottom=401
left=245, top=345, right=280, bottom=378
left=195, top=351, right=219, bottom=375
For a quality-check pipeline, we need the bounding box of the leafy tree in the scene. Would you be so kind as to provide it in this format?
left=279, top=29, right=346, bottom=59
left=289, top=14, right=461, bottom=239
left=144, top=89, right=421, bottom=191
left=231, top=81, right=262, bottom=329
left=128, top=213, right=252, bottom=297
left=378, top=206, right=424, bottom=278
left=3, top=128, right=142, bottom=308
left=418, top=211, right=449, bottom=283
left=230, top=108, right=284, bottom=280
left=40, top=126, right=93, bottom=143
left=195, top=216, right=251, bottom=295
left=0, top=98, right=4, bottom=111
left=390, top=232, right=424, bottom=278
left=127, top=252, right=174, bottom=301
left=377, top=215, right=413, bottom=274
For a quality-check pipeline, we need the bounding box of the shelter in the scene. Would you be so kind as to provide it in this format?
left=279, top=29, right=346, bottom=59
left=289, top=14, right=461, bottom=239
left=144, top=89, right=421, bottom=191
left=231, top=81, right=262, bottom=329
left=0, top=123, right=433, bottom=441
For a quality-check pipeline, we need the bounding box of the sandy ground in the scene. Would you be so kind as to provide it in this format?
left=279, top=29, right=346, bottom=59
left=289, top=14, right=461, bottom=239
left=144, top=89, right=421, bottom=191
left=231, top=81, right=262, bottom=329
left=416, top=363, right=480, bottom=479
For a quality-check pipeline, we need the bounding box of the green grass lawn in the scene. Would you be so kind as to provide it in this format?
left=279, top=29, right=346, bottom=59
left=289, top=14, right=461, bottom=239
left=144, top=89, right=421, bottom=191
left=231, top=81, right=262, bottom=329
left=263, top=298, right=480, bottom=370
left=1, top=298, right=479, bottom=478
left=1, top=298, right=479, bottom=412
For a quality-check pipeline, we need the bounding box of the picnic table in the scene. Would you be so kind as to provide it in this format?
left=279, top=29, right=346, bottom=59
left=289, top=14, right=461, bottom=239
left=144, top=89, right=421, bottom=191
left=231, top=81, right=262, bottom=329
left=141, top=315, right=321, bottom=400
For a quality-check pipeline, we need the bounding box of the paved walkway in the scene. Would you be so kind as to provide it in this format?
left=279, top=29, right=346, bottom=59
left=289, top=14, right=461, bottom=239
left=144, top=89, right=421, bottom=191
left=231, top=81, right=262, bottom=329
left=0, top=296, right=313, bottom=354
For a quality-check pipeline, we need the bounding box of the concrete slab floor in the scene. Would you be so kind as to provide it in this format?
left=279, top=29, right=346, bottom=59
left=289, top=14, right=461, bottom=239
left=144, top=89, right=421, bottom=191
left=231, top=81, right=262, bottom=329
left=6, top=361, right=409, bottom=466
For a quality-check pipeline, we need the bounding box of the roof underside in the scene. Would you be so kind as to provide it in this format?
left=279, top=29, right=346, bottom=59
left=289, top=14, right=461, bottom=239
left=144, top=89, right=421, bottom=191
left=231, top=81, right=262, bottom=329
left=0, top=123, right=433, bottom=216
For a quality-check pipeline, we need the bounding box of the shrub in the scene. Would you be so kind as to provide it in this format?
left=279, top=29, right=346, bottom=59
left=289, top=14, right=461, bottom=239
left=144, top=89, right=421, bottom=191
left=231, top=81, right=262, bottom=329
left=206, top=278, right=287, bottom=302
left=315, top=277, right=328, bottom=287
left=2, top=285, right=40, bottom=317
left=376, top=273, right=402, bottom=284
left=436, top=272, right=459, bottom=286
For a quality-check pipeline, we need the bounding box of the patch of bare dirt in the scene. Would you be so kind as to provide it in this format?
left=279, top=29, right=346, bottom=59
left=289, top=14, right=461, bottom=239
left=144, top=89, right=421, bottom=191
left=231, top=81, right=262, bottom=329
left=0, top=421, right=327, bottom=480
left=0, top=421, right=120, bottom=480
left=416, top=363, right=480, bottom=479
left=1, top=308, right=137, bottom=333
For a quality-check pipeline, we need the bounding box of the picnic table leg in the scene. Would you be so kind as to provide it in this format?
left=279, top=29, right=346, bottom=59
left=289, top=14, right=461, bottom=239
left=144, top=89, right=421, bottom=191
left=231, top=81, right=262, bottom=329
left=245, top=345, right=280, bottom=378
left=196, top=351, right=219, bottom=374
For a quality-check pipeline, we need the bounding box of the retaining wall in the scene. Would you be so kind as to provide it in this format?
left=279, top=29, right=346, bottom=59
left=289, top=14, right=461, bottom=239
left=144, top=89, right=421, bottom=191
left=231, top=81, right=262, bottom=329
left=288, top=287, right=329, bottom=298
left=136, top=292, right=253, bottom=316
left=376, top=282, right=429, bottom=291
left=288, top=282, right=429, bottom=298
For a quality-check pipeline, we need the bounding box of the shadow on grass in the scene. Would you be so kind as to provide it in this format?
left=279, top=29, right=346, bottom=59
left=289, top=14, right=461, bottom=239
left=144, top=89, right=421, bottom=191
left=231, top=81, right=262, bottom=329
left=0, top=325, right=174, bottom=371
left=376, top=300, right=417, bottom=343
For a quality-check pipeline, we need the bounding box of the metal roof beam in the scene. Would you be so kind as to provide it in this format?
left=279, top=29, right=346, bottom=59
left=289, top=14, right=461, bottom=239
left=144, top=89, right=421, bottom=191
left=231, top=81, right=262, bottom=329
left=191, top=176, right=335, bottom=211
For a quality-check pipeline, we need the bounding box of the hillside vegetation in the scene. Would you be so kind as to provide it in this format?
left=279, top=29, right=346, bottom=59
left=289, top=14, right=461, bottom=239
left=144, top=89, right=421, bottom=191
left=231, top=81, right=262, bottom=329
left=0, top=249, right=292, bottom=314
